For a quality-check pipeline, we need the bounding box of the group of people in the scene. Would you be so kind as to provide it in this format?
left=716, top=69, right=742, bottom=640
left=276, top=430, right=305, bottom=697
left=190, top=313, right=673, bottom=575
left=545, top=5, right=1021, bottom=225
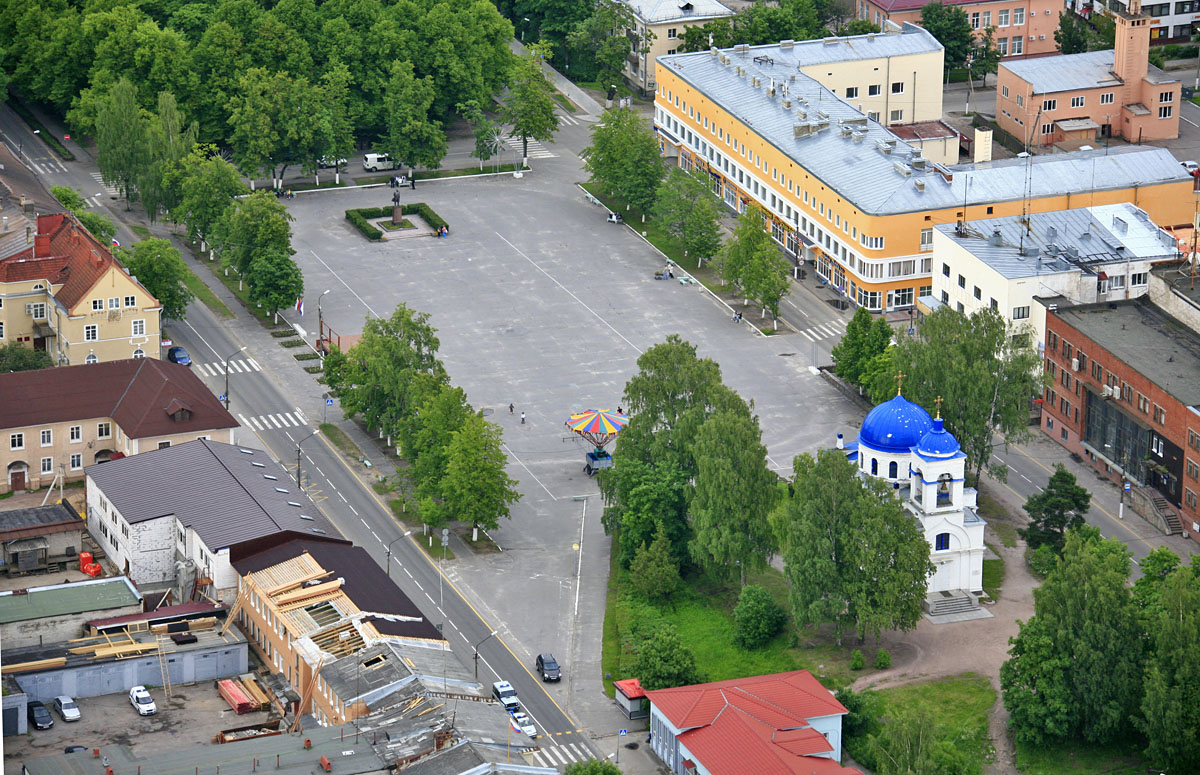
left=731, top=312, right=743, bottom=323
left=435, top=225, right=450, bottom=238
left=274, top=188, right=296, bottom=199
left=389, top=175, right=409, bottom=188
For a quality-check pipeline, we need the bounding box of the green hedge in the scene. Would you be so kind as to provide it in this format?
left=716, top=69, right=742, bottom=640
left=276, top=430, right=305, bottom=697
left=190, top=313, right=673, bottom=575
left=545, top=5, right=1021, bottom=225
left=345, top=203, right=447, bottom=241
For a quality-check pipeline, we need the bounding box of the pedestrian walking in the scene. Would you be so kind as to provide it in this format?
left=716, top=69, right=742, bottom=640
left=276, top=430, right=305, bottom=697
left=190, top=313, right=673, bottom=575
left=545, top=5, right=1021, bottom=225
left=509, top=403, right=514, bottom=414
left=520, top=412, right=526, bottom=424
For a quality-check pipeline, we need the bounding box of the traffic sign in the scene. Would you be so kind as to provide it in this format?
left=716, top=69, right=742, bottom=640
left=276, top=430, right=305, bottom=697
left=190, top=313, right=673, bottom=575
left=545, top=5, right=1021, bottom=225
left=1124, top=481, right=1131, bottom=491
left=326, top=398, right=335, bottom=406
left=218, top=394, right=227, bottom=403
left=619, top=729, right=627, bottom=737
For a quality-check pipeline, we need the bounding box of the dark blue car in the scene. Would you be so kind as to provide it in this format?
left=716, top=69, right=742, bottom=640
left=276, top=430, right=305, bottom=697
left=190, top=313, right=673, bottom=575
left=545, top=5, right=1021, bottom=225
left=166, top=346, right=192, bottom=367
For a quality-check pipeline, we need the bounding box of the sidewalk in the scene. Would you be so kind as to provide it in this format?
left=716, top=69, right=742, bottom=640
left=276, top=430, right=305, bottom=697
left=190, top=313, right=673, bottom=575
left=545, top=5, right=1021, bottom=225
left=508, top=39, right=605, bottom=117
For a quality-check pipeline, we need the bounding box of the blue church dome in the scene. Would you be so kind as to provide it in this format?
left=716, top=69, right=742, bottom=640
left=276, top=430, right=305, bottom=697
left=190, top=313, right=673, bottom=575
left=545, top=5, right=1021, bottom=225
left=859, top=394, right=934, bottom=453
left=914, top=417, right=962, bottom=459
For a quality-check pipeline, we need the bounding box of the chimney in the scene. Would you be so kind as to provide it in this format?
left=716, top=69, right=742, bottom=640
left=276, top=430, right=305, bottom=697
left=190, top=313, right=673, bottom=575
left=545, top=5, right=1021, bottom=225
left=1046, top=225, right=1057, bottom=242
left=836, top=433, right=844, bottom=450
left=34, top=232, right=50, bottom=257
left=1113, top=0, right=1149, bottom=84
left=973, top=127, right=993, bottom=164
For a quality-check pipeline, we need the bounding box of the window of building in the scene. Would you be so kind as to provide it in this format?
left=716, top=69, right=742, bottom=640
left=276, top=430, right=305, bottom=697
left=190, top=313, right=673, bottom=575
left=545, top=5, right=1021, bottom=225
left=29, top=302, right=46, bottom=319
left=1013, top=306, right=1030, bottom=320
left=70, top=453, right=82, bottom=471
left=1002, top=85, right=1010, bottom=98
left=108, top=297, right=119, bottom=309
left=935, top=533, right=950, bottom=551
left=40, top=429, right=52, bottom=446
left=973, top=286, right=981, bottom=300
left=957, top=274, right=966, bottom=288
left=40, top=457, right=53, bottom=475
left=983, top=11, right=991, bottom=26
left=10, top=433, right=24, bottom=450
left=971, top=11, right=980, bottom=28
left=1012, top=36, right=1023, bottom=54
left=85, top=353, right=98, bottom=364
left=84, top=325, right=98, bottom=341
left=667, top=27, right=677, bottom=38
left=942, top=263, right=951, bottom=277
left=1015, top=93, right=1024, bottom=106
left=941, top=290, right=949, bottom=303
left=1071, top=96, right=1085, bottom=108
left=998, top=8, right=1010, bottom=25
left=132, top=348, right=145, bottom=359
left=845, top=86, right=859, bottom=99
left=1013, top=7, right=1025, bottom=24
left=92, top=299, right=104, bottom=311
left=1160, top=91, right=1175, bottom=104
left=1190, top=430, right=1200, bottom=451
left=1132, top=272, right=1148, bottom=286
left=1042, top=99, right=1057, bottom=112
left=1160, top=105, right=1173, bottom=119
left=868, top=84, right=881, bottom=96
left=868, top=110, right=880, bottom=121
left=1187, top=459, right=1199, bottom=480
left=1042, top=123, right=1054, bottom=135
left=891, top=81, right=904, bottom=94
left=124, top=295, right=136, bottom=307
left=98, top=422, right=112, bottom=439
left=70, top=425, right=81, bottom=442
left=890, top=109, right=904, bottom=122
left=1187, top=489, right=1198, bottom=509
left=132, top=319, right=145, bottom=337
left=998, top=37, right=1009, bottom=55
left=918, top=229, right=933, bottom=251
left=1155, top=405, right=1167, bottom=425
left=1100, top=92, right=1114, bottom=105
left=1139, top=394, right=1150, bottom=413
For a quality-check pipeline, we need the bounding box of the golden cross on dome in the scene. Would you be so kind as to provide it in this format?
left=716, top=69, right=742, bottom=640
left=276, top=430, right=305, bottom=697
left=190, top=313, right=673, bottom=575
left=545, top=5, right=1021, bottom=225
left=894, top=371, right=907, bottom=396
left=934, top=395, right=944, bottom=420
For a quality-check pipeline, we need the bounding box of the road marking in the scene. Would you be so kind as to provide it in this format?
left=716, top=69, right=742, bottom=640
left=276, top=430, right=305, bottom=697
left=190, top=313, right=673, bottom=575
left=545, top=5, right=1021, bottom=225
left=413, top=579, right=424, bottom=591
left=531, top=752, right=549, bottom=768
left=338, top=493, right=347, bottom=502
left=799, top=329, right=815, bottom=342
left=248, top=416, right=263, bottom=431
left=247, top=358, right=261, bottom=370
left=315, top=465, right=325, bottom=476
left=295, top=407, right=310, bottom=425
left=309, top=250, right=379, bottom=318
left=1020, top=473, right=1031, bottom=483
left=370, top=530, right=379, bottom=541
left=348, top=504, right=358, bottom=515
left=502, top=443, right=556, bottom=501
left=284, top=412, right=300, bottom=426
left=360, top=518, right=370, bottom=527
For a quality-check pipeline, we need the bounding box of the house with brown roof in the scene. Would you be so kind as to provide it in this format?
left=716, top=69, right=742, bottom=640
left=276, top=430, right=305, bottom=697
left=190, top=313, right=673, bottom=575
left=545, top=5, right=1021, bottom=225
left=0, top=358, right=237, bottom=493
left=646, top=671, right=860, bottom=775
left=0, top=212, right=162, bottom=365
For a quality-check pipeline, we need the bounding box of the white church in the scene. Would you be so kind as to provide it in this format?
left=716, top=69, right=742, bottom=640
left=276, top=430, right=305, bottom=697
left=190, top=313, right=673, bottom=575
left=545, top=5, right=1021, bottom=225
left=839, top=390, right=988, bottom=616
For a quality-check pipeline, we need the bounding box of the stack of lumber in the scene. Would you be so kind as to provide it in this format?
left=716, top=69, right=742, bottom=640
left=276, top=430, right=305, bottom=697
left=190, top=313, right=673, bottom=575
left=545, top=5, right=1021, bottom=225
left=239, top=675, right=272, bottom=709
left=218, top=679, right=259, bottom=714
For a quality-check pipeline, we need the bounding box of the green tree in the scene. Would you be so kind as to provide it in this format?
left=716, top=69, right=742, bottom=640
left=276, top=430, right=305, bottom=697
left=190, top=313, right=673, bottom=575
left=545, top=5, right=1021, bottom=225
left=564, top=759, right=623, bottom=775
left=439, top=413, right=521, bottom=533
left=733, top=585, right=787, bottom=649
left=868, top=709, right=975, bottom=775
left=226, top=67, right=286, bottom=182
left=51, top=186, right=117, bottom=246
left=408, top=385, right=474, bottom=506
left=971, top=26, right=1001, bottom=87
left=502, top=50, right=559, bottom=165
left=599, top=457, right=691, bottom=569
left=840, top=19, right=882, bottom=35
left=1055, top=11, right=1090, bottom=54
left=689, top=410, right=778, bottom=582
left=631, top=624, right=702, bottom=690
left=629, top=524, right=682, bottom=602
left=1001, top=527, right=1145, bottom=746
left=564, top=0, right=640, bottom=86
left=741, top=241, right=792, bottom=325
left=1139, top=564, right=1200, bottom=773
left=717, top=207, right=773, bottom=294
left=1131, top=546, right=1182, bottom=618
left=582, top=108, right=664, bottom=214
left=384, top=61, right=447, bottom=170
left=96, top=77, right=150, bottom=204
left=831, top=307, right=893, bottom=388
left=458, top=100, right=501, bottom=170
left=140, top=91, right=198, bottom=222
left=327, top=304, right=447, bottom=443
left=1019, top=465, right=1091, bottom=552
left=0, top=341, right=53, bottom=372
left=920, top=2, right=973, bottom=72
left=246, top=247, right=304, bottom=316
left=172, top=145, right=247, bottom=244
left=774, top=449, right=932, bottom=644
left=117, top=239, right=194, bottom=320
left=887, top=306, right=1044, bottom=482
left=651, top=167, right=723, bottom=265
left=216, top=191, right=293, bottom=277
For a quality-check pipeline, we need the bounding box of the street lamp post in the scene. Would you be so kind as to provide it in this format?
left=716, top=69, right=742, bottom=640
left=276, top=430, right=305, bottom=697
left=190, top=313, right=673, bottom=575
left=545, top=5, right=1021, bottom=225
left=295, top=428, right=321, bottom=487
left=473, top=629, right=498, bottom=681
left=384, top=531, right=413, bottom=579
left=223, top=345, right=247, bottom=409
left=316, top=289, right=331, bottom=355
left=521, top=17, right=530, bottom=43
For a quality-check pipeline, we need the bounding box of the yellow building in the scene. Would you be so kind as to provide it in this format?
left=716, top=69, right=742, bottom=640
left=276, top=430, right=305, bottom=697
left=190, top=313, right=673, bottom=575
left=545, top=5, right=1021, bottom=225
left=0, top=212, right=162, bottom=364
left=654, top=26, right=1195, bottom=312
left=623, top=0, right=735, bottom=95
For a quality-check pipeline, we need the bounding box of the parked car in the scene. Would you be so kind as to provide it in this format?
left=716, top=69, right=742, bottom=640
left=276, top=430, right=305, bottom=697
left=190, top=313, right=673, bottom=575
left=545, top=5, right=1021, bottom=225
left=64, top=746, right=89, bottom=754
left=491, top=680, right=520, bottom=712
left=318, top=156, right=348, bottom=168
left=1182, top=160, right=1199, bottom=176
left=362, top=153, right=397, bottom=172
left=53, top=695, right=81, bottom=722
left=536, top=653, right=561, bottom=682
left=129, top=686, right=157, bottom=716
left=27, top=701, right=54, bottom=730
left=510, top=710, right=538, bottom=738
left=166, top=346, right=192, bottom=367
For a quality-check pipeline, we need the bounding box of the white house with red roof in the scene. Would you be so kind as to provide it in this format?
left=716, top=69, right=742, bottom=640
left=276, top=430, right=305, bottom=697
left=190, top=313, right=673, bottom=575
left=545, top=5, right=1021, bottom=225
left=646, top=670, right=861, bottom=775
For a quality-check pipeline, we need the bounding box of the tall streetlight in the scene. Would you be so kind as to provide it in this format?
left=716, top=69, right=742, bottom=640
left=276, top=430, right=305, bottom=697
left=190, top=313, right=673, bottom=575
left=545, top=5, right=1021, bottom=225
left=295, top=428, right=321, bottom=486
left=521, top=16, right=530, bottom=43
left=223, top=345, right=247, bottom=409
left=316, top=289, right=331, bottom=355
left=473, top=630, right=498, bottom=681
left=384, top=530, right=413, bottom=579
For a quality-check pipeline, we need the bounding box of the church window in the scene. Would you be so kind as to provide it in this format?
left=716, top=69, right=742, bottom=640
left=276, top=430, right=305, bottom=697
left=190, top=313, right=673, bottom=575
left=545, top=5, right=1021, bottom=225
left=871, top=458, right=879, bottom=475
left=935, top=533, right=950, bottom=551
left=889, top=461, right=898, bottom=478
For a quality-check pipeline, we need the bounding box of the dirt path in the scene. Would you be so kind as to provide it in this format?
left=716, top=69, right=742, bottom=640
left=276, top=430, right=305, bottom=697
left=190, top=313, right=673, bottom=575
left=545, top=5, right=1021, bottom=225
left=851, top=481, right=1038, bottom=775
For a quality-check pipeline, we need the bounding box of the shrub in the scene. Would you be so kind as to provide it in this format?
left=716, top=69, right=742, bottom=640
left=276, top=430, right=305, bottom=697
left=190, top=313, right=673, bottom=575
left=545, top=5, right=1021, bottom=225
left=304, top=365, right=324, bottom=374
left=345, top=209, right=383, bottom=241
left=345, top=204, right=447, bottom=241
left=732, top=585, right=787, bottom=649
left=850, top=649, right=865, bottom=670
left=837, top=687, right=881, bottom=770
left=874, top=649, right=892, bottom=670
left=1028, top=543, right=1058, bottom=578
left=279, top=339, right=306, bottom=348
left=271, top=328, right=298, bottom=338
left=295, top=352, right=320, bottom=361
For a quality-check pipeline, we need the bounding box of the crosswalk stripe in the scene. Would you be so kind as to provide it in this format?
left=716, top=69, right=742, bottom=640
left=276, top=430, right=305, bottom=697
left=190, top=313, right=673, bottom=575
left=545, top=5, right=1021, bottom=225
left=294, top=407, right=310, bottom=425
left=269, top=415, right=285, bottom=428
left=815, top=324, right=836, bottom=337
left=247, top=358, right=261, bottom=371
left=248, top=416, right=263, bottom=431
left=560, top=744, right=580, bottom=762
left=546, top=747, right=567, bottom=765
left=799, top=329, right=815, bottom=342
left=566, top=743, right=586, bottom=760
left=530, top=751, right=549, bottom=768
left=237, top=414, right=250, bottom=428
left=230, top=360, right=245, bottom=373
left=283, top=412, right=300, bottom=426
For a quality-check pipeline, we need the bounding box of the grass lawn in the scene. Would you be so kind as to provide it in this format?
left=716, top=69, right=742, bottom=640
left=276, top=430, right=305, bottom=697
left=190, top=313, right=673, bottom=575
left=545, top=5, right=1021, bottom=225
left=982, top=552, right=1005, bottom=601
left=553, top=92, right=577, bottom=113
left=990, top=522, right=1020, bottom=549
left=1015, top=741, right=1146, bottom=775
left=182, top=265, right=235, bottom=319
left=319, top=422, right=364, bottom=459
left=876, top=673, right=995, bottom=729
left=130, top=224, right=153, bottom=239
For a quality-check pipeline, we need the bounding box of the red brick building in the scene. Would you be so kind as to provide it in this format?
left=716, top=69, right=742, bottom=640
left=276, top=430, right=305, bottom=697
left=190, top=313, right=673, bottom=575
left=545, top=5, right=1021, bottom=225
left=1039, top=295, right=1200, bottom=541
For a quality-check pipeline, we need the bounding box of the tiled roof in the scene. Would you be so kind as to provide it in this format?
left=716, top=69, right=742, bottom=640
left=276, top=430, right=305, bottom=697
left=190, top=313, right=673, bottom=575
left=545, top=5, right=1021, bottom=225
left=649, top=671, right=855, bottom=775
left=0, top=358, right=236, bottom=438
left=85, top=439, right=342, bottom=551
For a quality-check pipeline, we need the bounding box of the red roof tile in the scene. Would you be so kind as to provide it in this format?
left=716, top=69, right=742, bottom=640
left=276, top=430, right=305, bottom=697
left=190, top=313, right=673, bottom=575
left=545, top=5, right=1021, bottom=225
left=0, top=359, right=237, bottom=439
left=647, top=671, right=858, bottom=775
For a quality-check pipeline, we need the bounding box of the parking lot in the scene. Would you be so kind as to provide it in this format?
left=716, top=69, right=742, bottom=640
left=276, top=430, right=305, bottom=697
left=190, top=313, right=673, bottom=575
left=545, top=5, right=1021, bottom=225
left=4, top=683, right=274, bottom=773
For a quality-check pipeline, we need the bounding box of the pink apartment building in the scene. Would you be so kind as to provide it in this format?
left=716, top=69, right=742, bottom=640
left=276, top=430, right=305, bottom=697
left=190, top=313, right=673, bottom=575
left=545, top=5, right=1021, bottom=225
left=995, top=0, right=1180, bottom=147
left=857, top=0, right=1061, bottom=58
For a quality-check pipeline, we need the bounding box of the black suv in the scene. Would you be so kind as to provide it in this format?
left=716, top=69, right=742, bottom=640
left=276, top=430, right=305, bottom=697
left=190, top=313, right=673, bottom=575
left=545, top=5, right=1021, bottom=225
left=27, top=701, right=53, bottom=730
left=536, top=653, right=561, bottom=682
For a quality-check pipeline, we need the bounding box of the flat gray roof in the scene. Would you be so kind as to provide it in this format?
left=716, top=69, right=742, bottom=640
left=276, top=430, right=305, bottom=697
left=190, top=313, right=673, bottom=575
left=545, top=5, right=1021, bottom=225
left=86, top=439, right=340, bottom=551
left=0, top=576, right=139, bottom=624
left=625, top=0, right=733, bottom=24
left=657, top=44, right=1190, bottom=216
left=934, top=203, right=1179, bottom=279
left=1053, top=298, right=1200, bottom=409
left=1001, top=49, right=1178, bottom=94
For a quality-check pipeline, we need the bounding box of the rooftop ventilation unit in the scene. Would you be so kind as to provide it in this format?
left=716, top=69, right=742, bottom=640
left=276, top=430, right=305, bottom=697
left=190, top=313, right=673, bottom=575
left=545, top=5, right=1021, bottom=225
left=892, top=160, right=912, bottom=176
left=1064, top=246, right=1080, bottom=259
left=736, top=66, right=745, bottom=77
left=913, top=179, right=926, bottom=192
left=1112, top=215, right=1128, bottom=234
left=840, top=124, right=854, bottom=137
left=710, top=47, right=719, bottom=56
left=783, top=98, right=792, bottom=108
left=910, top=157, right=928, bottom=171
left=989, top=228, right=1004, bottom=247
left=780, top=40, right=795, bottom=48
left=876, top=139, right=896, bottom=154
left=1046, top=225, right=1057, bottom=242
left=1021, top=245, right=1039, bottom=257
left=823, top=36, right=840, bottom=45
left=796, top=106, right=808, bottom=118
left=852, top=129, right=866, bottom=142
left=1045, top=243, right=1060, bottom=256
left=734, top=43, right=749, bottom=53
left=816, top=110, right=829, bottom=119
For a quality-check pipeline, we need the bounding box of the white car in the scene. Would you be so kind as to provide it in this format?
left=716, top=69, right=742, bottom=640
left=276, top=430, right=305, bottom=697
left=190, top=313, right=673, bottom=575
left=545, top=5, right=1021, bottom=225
left=53, top=695, right=81, bottom=722
left=318, top=156, right=348, bottom=168
left=129, top=686, right=157, bottom=716
left=510, top=711, right=538, bottom=738
left=1182, top=160, right=1199, bottom=175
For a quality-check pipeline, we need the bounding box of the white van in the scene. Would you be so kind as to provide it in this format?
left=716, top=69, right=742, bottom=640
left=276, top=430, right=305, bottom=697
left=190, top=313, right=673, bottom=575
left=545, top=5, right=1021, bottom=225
left=491, top=680, right=520, bottom=712
left=362, top=153, right=397, bottom=171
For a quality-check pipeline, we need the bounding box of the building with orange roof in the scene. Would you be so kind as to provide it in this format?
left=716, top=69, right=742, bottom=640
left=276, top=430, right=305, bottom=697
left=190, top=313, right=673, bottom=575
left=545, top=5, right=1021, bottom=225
left=646, top=670, right=860, bottom=775
left=0, top=212, right=162, bottom=365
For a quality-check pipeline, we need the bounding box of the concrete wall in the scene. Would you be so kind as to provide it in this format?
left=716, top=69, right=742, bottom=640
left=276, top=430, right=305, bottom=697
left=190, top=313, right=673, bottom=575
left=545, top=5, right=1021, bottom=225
left=14, top=641, right=248, bottom=703
left=1147, top=270, right=1200, bottom=332
left=2, top=692, right=29, bottom=736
